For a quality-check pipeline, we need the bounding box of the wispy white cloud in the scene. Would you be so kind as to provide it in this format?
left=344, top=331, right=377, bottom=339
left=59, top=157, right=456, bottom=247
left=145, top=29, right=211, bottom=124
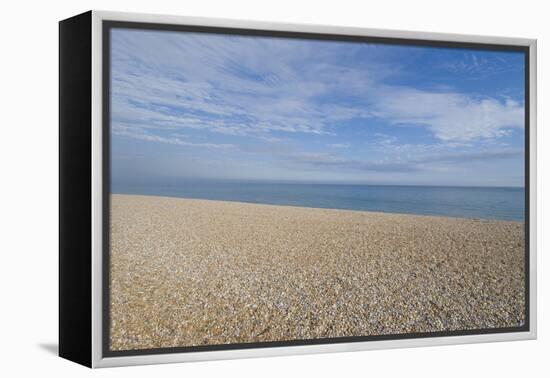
left=110, top=29, right=525, bottom=186
left=113, top=127, right=235, bottom=149
left=440, top=51, right=524, bottom=80
left=111, top=30, right=372, bottom=142
left=111, top=29, right=524, bottom=147
left=284, top=147, right=523, bottom=174
left=372, top=89, right=523, bottom=141
left=327, top=143, right=350, bottom=149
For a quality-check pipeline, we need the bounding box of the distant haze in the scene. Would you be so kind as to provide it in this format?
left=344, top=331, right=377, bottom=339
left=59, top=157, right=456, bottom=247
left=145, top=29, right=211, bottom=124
left=110, top=28, right=525, bottom=188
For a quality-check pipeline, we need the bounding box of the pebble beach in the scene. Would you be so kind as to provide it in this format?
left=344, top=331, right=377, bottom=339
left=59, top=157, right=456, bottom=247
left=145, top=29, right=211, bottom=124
left=109, top=194, right=526, bottom=351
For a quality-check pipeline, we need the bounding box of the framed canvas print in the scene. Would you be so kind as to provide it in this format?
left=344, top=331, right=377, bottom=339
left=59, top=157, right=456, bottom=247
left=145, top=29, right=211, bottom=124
left=59, top=10, right=537, bottom=368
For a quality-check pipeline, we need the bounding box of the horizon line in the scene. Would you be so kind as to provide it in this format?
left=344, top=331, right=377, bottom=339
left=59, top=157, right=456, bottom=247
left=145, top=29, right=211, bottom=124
left=112, top=177, right=525, bottom=190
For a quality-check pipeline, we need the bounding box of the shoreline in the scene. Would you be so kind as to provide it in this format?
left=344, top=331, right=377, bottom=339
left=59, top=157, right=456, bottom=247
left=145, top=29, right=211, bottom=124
left=109, top=194, right=526, bottom=351
left=110, top=193, right=524, bottom=223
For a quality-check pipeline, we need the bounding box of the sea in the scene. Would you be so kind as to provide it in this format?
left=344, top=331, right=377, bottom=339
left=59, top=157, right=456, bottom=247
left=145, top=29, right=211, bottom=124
left=113, top=180, right=525, bottom=222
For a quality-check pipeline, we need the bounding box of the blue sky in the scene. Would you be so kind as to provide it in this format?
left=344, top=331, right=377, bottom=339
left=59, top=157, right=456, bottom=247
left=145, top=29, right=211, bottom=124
left=110, top=28, right=525, bottom=187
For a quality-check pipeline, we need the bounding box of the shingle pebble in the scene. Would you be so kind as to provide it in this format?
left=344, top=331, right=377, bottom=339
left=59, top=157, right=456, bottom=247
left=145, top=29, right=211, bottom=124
left=109, top=194, right=525, bottom=351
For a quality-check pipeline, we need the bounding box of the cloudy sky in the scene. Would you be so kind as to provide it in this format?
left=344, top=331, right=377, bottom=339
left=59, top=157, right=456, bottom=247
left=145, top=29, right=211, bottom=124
left=110, top=28, right=525, bottom=187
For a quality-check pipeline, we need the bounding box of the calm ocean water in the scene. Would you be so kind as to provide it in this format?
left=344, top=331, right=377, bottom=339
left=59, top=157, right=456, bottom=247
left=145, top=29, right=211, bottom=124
left=113, top=181, right=525, bottom=221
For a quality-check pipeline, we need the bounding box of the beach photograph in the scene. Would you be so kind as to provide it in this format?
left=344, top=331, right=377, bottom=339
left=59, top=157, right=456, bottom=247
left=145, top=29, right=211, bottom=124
left=108, top=27, right=526, bottom=351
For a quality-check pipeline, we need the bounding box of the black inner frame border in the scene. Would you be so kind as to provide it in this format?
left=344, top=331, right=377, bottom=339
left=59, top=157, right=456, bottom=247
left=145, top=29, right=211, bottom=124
left=102, top=20, right=531, bottom=358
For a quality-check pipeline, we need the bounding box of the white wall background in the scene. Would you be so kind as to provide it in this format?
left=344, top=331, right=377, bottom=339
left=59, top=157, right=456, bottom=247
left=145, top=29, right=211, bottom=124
left=0, top=0, right=546, bottom=376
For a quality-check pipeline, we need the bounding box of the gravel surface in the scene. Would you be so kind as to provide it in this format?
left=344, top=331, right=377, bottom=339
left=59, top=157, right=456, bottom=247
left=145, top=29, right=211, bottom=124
left=109, top=194, right=526, bottom=351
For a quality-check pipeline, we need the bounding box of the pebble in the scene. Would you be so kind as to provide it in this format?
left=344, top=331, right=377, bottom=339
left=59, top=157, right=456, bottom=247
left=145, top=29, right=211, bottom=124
left=109, top=195, right=526, bottom=351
